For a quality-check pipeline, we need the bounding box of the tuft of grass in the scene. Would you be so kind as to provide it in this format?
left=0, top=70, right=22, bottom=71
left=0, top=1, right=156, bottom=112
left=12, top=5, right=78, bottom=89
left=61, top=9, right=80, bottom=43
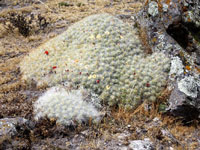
left=58, top=2, right=74, bottom=7
left=2, top=12, right=49, bottom=37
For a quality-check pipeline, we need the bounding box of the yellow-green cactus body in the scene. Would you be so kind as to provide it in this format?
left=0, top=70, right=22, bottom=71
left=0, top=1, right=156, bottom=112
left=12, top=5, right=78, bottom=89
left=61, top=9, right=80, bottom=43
left=20, top=13, right=170, bottom=109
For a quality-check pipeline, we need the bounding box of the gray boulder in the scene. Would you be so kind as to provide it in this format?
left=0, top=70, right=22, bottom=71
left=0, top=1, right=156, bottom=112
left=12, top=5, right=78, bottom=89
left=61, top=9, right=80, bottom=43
left=134, top=0, right=200, bottom=120
left=0, top=117, right=33, bottom=150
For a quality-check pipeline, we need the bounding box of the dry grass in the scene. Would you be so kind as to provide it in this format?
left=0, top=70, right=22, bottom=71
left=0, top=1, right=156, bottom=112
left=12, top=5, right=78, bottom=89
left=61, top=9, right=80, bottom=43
left=0, top=0, right=199, bottom=149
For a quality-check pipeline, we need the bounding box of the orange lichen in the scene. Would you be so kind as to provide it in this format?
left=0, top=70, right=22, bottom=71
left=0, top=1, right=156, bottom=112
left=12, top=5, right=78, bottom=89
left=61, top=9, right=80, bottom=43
left=157, top=0, right=163, bottom=11
left=195, top=67, right=200, bottom=73
left=185, top=65, right=191, bottom=71
left=165, top=0, right=171, bottom=5
left=152, top=37, right=157, bottom=43
left=188, top=18, right=191, bottom=22
left=145, top=0, right=149, bottom=6
left=168, top=15, right=172, bottom=20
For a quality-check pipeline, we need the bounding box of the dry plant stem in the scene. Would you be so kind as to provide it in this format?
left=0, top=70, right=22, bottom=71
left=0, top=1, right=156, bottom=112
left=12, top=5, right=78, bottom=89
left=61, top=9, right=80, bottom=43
left=35, top=0, right=52, bottom=11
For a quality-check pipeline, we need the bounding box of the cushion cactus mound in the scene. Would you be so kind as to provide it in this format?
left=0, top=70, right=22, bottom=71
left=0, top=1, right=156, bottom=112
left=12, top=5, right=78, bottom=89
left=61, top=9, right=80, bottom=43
left=20, top=13, right=170, bottom=110
left=34, top=86, right=101, bottom=125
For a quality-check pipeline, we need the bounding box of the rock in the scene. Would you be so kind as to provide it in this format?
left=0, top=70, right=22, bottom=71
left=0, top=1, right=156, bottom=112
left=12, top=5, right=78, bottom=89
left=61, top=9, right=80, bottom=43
left=117, top=131, right=131, bottom=143
left=129, top=138, right=155, bottom=150
left=134, top=0, right=200, bottom=120
left=0, top=117, right=33, bottom=150
left=168, top=84, right=200, bottom=120
left=177, top=76, right=199, bottom=98
left=182, top=0, right=200, bottom=28
left=148, top=1, right=159, bottom=17
left=0, top=118, right=17, bottom=137
left=0, top=117, right=31, bottom=137
left=133, top=0, right=182, bottom=54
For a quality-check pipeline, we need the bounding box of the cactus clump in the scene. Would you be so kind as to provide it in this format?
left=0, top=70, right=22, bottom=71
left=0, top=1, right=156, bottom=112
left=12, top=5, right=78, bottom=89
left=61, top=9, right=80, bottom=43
left=34, top=86, right=101, bottom=125
left=20, top=13, right=170, bottom=110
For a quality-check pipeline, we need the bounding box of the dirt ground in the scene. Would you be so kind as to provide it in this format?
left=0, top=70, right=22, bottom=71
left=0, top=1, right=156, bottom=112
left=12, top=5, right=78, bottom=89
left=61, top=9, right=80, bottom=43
left=0, top=0, right=199, bottom=150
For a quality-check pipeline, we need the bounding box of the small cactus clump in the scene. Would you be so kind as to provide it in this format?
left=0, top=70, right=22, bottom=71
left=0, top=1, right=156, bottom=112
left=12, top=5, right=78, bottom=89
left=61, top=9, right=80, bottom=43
left=34, top=86, right=101, bottom=125
left=20, top=13, right=170, bottom=110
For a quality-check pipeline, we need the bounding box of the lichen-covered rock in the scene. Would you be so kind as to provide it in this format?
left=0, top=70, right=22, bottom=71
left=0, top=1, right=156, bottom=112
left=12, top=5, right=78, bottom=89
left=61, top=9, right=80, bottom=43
left=182, top=0, right=200, bottom=28
left=0, top=117, right=31, bottom=137
left=134, top=0, right=200, bottom=119
left=20, top=13, right=170, bottom=109
left=34, top=86, right=102, bottom=125
left=0, top=118, right=17, bottom=137
left=134, top=0, right=200, bottom=58
left=168, top=84, right=200, bottom=120
left=178, top=76, right=200, bottom=98
left=169, top=56, right=184, bottom=79
left=133, top=0, right=182, bottom=54
left=0, top=118, right=32, bottom=150
left=148, top=1, right=159, bottom=17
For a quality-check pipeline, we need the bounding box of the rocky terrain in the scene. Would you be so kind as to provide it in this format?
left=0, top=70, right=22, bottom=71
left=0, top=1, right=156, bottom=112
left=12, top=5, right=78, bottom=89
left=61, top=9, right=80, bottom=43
left=0, top=0, right=199, bottom=150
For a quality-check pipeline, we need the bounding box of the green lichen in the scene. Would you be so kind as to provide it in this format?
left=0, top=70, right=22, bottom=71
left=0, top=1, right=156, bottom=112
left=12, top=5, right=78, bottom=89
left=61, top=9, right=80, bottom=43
left=148, top=1, right=159, bottom=17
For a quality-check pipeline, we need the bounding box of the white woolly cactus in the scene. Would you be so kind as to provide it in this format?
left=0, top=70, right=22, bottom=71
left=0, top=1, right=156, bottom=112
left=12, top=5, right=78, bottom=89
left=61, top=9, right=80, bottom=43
left=21, top=13, right=170, bottom=110
left=34, top=86, right=101, bottom=125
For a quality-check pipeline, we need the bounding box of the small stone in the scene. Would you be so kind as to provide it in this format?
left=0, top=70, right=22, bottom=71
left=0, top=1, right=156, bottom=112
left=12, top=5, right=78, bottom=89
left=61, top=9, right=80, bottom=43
left=162, top=3, right=168, bottom=12
left=148, top=1, right=159, bottom=17
left=129, top=138, right=155, bottom=150
left=167, top=84, right=200, bottom=120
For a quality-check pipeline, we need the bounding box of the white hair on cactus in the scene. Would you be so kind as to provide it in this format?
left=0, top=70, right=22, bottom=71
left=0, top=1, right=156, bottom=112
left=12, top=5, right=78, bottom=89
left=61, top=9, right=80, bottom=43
left=34, top=86, right=101, bottom=125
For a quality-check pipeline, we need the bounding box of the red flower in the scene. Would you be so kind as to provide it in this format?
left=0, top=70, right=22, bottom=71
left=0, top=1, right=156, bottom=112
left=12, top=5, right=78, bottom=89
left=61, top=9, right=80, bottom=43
left=44, top=51, right=49, bottom=55
left=52, top=66, right=57, bottom=69
left=96, top=80, right=100, bottom=84
left=146, top=83, right=150, bottom=87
